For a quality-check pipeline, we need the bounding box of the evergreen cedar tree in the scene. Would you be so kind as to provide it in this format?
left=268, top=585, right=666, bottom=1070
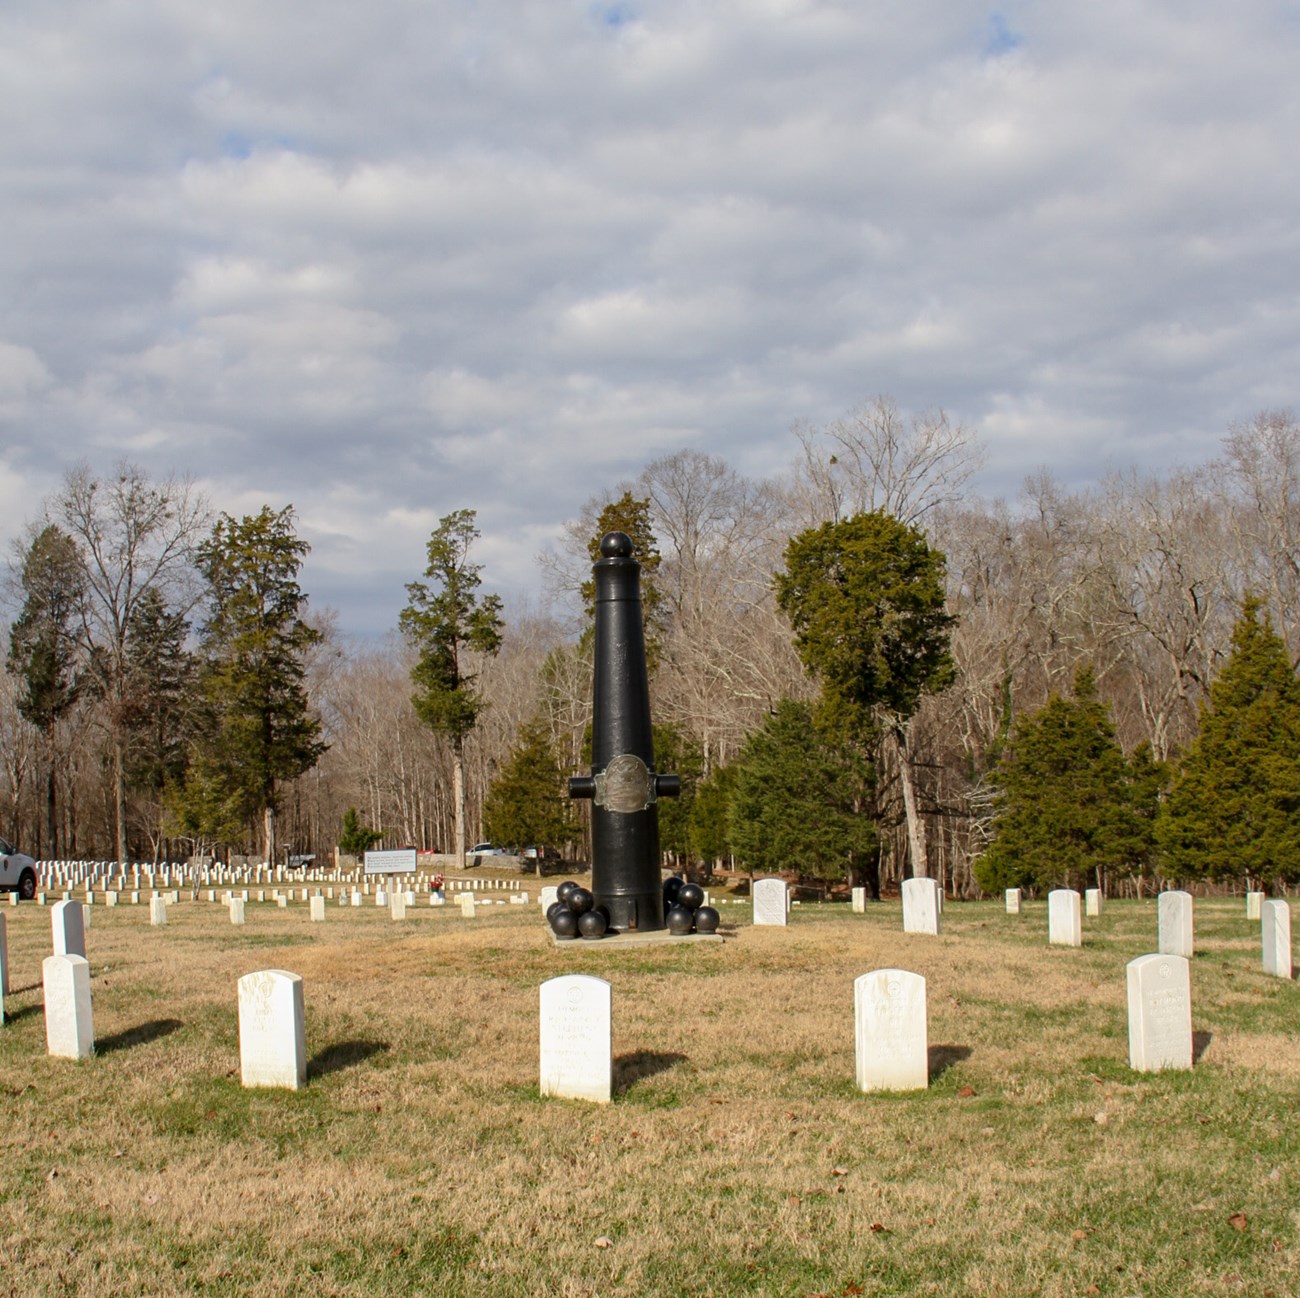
left=727, top=699, right=875, bottom=881
left=400, top=509, right=503, bottom=863
left=976, top=666, right=1161, bottom=894
left=168, top=505, right=326, bottom=853
left=338, top=807, right=382, bottom=858
left=400, top=509, right=504, bottom=753
left=1157, top=598, right=1300, bottom=887
left=6, top=524, right=85, bottom=855
left=773, top=510, right=956, bottom=731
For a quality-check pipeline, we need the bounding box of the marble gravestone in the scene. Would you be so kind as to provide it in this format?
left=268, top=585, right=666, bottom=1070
left=752, top=877, right=788, bottom=927
left=854, top=968, right=928, bottom=1092
left=1048, top=889, right=1082, bottom=947
left=1246, top=891, right=1264, bottom=921
left=0, top=911, right=8, bottom=997
left=51, top=898, right=86, bottom=958
left=458, top=892, right=476, bottom=918
left=309, top=896, right=326, bottom=922
left=901, top=877, right=940, bottom=935
left=539, top=974, right=611, bottom=1104
left=540, top=886, right=559, bottom=912
left=1005, top=888, right=1021, bottom=915
left=150, top=897, right=168, bottom=926
left=851, top=887, right=866, bottom=914
left=238, top=969, right=306, bottom=1090
left=1126, top=953, right=1192, bottom=1072
left=1085, top=889, right=1102, bottom=917
left=1261, top=899, right=1292, bottom=980
left=43, top=953, right=94, bottom=1059
left=230, top=897, right=246, bottom=925
left=1157, top=891, right=1194, bottom=959
left=390, top=893, right=407, bottom=920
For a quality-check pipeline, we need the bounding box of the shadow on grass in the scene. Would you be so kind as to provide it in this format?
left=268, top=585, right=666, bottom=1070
left=1, top=1002, right=43, bottom=1025
left=307, top=1039, right=389, bottom=1079
left=1193, top=1030, right=1212, bottom=1063
left=10, top=982, right=42, bottom=996
left=96, top=1018, right=184, bottom=1055
left=614, top=1050, right=687, bottom=1092
left=928, top=1044, right=973, bottom=1080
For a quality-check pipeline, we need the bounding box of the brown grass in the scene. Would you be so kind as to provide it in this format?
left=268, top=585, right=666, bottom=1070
left=0, top=894, right=1296, bottom=1297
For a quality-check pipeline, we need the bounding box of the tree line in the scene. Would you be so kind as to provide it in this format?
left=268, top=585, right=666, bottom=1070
left=4, top=402, right=1299, bottom=893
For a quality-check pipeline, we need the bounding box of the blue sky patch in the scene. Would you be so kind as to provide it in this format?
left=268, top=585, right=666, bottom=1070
left=985, top=12, right=1023, bottom=57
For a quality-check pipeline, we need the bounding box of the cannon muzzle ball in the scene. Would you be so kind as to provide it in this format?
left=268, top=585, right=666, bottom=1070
left=569, top=531, right=679, bottom=931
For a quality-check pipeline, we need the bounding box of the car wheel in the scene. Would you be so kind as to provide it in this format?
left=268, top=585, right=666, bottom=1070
left=18, top=869, right=36, bottom=901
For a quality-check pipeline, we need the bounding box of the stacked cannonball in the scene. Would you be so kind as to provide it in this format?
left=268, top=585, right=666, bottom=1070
left=663, top=875, right=720, bottom=936
left=547, top=880, right=610, bottom=940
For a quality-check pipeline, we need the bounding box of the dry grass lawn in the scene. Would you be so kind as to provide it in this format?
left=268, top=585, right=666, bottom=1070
left=0, top=892, right=1296, bottom=1297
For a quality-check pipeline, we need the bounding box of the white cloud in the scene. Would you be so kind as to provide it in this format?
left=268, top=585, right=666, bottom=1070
left=3, top=1, right=1300, bottom=635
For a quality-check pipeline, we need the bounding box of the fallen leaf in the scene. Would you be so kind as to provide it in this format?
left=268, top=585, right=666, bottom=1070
left=843, top=1286, right=864, bottom=1297
left=870, top=1223, right=887, bottom=1234
left=1072, top=1229, right=1087, bottom=1241
left=831, top=1167, right=849, bottom=1177
left=1086, top=1286, right=1100, bottom=1295
left=957, top=1086, right=976, bottom=1098
left=1228, top=1213, right=1247, bottom=1232
left=787, top=1195, right=801, bottom=1206
left=594, top=1237, right=614, bottom=1249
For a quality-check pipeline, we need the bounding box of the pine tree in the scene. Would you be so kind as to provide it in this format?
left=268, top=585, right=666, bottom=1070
left=976, top=666, right=1160, bottom=893
left=1157, top=599, right=1300, bottom=887
left=400, top=509, right=504, bottom=866
left=727, top=699, right=876, bottom=882
left=480, top=717, right=577, bottom=868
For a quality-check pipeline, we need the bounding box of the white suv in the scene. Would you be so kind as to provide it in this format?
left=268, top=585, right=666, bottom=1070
left=0, top=838, right=38, bottom=900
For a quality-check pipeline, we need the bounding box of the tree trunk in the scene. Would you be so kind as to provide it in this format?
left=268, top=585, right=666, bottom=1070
left=264, top=804, right=277, bottom=867
left=113, top=727, right=128, bottom=865
left=44, top=731, right=58, bottom=858
left=891, top=722, right=929, bottom=878
left=453, top=743, right=466, bottom=869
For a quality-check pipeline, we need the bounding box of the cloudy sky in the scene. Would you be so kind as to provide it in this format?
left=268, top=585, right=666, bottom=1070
left=4, top=1, right=1298, bottom=638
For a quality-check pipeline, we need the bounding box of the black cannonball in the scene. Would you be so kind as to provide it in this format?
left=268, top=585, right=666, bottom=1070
left=677, top=882, right=705, bottom=911
left=577, top=909, right=608, bottom=939
left=546, top=900, right=567, bottom=924
left=666, top=904, right=695, bottom=935
left=693, top=905, right=720, bottom=934
left=551, top=909, right=580, bottom=940
left=556, top=880, right=579, bottom=904
left=662, top=876, right=683, bottom=906
left=566, top=886, right=594, bottom=916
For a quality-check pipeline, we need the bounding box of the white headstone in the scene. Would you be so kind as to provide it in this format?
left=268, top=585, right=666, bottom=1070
left=540, top=886, right=559, bottom=912
left=1261, top=899, right=1292, bottom=980
left=854, top=968, right=928, bottom=1092
left=901, top=877, right=940, bottom=935
left=1048, top=889, right=1082, bottom=947
left=51, top=899, right=86, bottom=958
left=106, top=891, right=119, bottom=908
left=1126, top=953, right=1192, bottom=1072
left=1085, top=888, right=1102, bottom=917
left=43, top=953, right=94, bottom=1059
left=238, top=969, right=306, bottom=1090
left=0, top=911, right=8, bottom=996
left=1246, top=891, right=1264, bottom=921
left=375, top=889, right=388, bottom=907
left=390, top=893, right=407, bottom=920
left=752, top=877, right=788, bottom=926
left=459, top=893, right=476, bottom=918
left=851, top=887, right=866, bottom=914
left=1157, top=891, right=1194, bottom=958
left=539, top=974, right=612, bottom=1104
left=351, top=890, right=363, bottom=907
left=230, top=897, right=246, bottom=925
left=1005, top=888, right=1021, bottom=915
left=309, top=896, right=326, bottom=923
left=150, top=897, right=168, bottom=926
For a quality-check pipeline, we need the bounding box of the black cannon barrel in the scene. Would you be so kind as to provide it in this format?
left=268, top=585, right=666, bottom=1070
left=569, top=531, right=678, bottom=931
